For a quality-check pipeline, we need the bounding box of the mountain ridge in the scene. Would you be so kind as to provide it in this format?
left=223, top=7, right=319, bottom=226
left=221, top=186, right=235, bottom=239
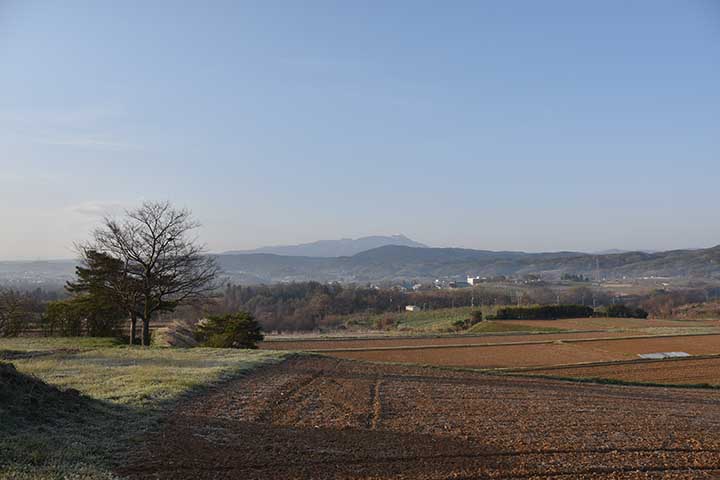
left=3, top=244, right=720, bottom=288
left=222, top=234, right=427, bottom=257
left=215, top=244, right=720, bottom=284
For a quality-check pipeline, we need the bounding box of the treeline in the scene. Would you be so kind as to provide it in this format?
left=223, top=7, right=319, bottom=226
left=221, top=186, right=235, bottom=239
left=489, top=304, right=648, bottom=321
left=0, top=288, right=51, bottom=336
left=198, top=282, right=524, bottom=331
left=199, top=283, right=625, bottom=331
left=638, top=287, right=720, bottom=318
left=1, top=278, right=715, bottom=336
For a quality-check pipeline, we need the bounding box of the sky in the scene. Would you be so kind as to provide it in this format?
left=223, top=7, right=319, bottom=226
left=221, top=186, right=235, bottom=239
left=1, top=1, right=719, bottom=260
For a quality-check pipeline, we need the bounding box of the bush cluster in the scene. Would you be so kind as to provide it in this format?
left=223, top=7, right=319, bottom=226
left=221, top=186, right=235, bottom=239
left=490, top=304, right=594, bottom=320
left=451, top=310, right=483, bottom=331
left=194, top=312, right=264, bottom=349
left=602, top=304, right=649, bottom=319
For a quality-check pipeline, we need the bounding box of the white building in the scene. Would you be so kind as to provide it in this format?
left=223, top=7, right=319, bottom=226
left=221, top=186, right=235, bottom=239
left=467, top=276, right=483, bottom=286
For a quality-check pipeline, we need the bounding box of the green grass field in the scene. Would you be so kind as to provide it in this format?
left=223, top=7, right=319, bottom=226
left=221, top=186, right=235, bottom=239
left=0, top=338, right=288, bottom=480
left=342, top=306, right=483, bottom=332
left=465, top=321, right=563, bottom=334
left=342, top=306, right=564, bottom=334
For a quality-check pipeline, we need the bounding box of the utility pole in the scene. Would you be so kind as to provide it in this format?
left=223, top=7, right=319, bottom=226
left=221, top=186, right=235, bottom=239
left=595, top=257, right=601, bottom=283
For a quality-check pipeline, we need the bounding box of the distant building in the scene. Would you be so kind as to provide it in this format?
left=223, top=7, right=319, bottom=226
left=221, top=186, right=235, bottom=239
left=448, top=281, right=470, bottom=289
left=405, top=305, right=421, bottom=312
left=467, top=276, right=483, bottom=286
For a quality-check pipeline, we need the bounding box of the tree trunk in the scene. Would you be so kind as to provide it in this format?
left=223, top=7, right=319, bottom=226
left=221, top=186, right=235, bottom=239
left=129, top=313, right=137, bottom=346
left=142, top=301, right=151, bottom=346
left=141, top=318, right=150, bottom=346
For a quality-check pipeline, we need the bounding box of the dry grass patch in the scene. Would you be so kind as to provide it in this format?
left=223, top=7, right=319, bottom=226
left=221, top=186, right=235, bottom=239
left=0, top=338, right=289, bottom=480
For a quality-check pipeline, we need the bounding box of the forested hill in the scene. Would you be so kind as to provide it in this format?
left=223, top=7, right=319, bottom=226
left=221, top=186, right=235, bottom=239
left=3, top=245, right=720, bottom=288
left=215, top=244, right=720, bottom=284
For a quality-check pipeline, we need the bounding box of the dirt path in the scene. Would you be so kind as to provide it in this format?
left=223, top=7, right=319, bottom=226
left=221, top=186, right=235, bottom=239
left=119, top=357, right=720, bottom=479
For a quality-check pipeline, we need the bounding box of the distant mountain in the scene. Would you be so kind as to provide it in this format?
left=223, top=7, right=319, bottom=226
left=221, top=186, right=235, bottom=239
left=223, top=235, right=427, bottom=257
left=214, top=245, right=720, bottom=284
left=0, top=259, right=76, bottom=289
left=3, top=244, right=720, bottom=288
left=592, top=249, right=658, bottom=255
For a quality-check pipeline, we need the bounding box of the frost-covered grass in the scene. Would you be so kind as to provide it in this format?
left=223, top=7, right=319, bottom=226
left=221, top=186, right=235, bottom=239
left=0, top=338, right=289, bottom=479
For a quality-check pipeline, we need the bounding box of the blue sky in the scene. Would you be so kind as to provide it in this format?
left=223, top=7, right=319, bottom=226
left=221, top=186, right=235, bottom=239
left=1, top=1, right=719, bottom=259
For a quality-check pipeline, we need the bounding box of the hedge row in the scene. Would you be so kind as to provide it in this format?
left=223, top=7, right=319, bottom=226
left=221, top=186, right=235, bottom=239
left=601, top=304, right=649, bottom=319
left=490, top=304, right=594, bottom=320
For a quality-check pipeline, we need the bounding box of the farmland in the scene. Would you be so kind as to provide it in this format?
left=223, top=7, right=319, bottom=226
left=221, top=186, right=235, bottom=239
left=525, top=356, right=720, bottom=386
left=119, top=356, right=720, bottom=479
left=263, top=330, right=720, bottom=369
left=497, top=317, right=719, bottom=330
left=261, top=329, right=680, bottom=352
left=6, top=316, right=720, bottom=479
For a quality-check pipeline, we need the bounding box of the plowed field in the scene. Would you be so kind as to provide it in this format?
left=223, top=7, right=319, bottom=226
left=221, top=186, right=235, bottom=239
left=321, top=334, right=720, bottom=369
left=527, top=356, right=720, bottom=385
left=261, top=330, right=649, bottom=351
left=498, top=317, right=715, bottom=330
left=119, top=357, right=720, bottom=479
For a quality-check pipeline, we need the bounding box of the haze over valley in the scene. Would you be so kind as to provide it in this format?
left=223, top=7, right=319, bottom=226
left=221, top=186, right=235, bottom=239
left=3, top=235, right=719, bottom=289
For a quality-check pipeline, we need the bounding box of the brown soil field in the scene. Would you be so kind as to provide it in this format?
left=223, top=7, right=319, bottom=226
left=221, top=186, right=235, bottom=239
left=498, top=317, right=717, bottom=330
left=322, top=334, right=720, bottom=369
left=119, top=356, right=720, bottom=479
left=260, top=330, right=653, bottom=351
left=527, top=356, right=720, bottom=385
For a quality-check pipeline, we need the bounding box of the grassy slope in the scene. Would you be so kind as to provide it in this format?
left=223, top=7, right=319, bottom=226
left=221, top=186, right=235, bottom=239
left=344, top=307, right=564, bottom=334
left=466, top=321, right=563, bottom=334
left=0, top=338, right=288, bottom=480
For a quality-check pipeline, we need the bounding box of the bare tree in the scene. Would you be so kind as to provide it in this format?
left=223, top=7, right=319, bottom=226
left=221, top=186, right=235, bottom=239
left=82, top=201, right=219, bottom=345
left=0, top=288, right=27, bottom=337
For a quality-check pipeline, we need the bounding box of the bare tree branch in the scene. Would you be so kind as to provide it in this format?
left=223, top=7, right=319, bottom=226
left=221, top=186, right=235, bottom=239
left=81, top=201, right=219, bottom=346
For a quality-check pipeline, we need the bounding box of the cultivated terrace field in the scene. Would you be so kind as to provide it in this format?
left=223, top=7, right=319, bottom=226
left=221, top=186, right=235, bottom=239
left=5, top=315, right=720, bottom=479
left=524, top=355, right=720, bottom=387
left=119, top=357, right=720, bottom=479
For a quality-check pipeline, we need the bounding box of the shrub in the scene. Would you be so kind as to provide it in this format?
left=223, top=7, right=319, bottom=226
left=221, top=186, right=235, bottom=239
left=374, top=315, right=398, bottom=330
left=490, top=304, right=594, bottom=320
left=451, top=319, right=468, bottom=331
left=470, top=310, right=483, bottom=324
left=603, top=304, right=649, bottom=319
left=194, top=312, right=264, bottom=349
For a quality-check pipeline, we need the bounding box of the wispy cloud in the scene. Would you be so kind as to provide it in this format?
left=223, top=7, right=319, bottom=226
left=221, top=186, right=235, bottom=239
left=68, top=201, right=127, bottom=218
left=0, top=106, right=142, bottom=151
left=35, top=135, right=141, bottom=151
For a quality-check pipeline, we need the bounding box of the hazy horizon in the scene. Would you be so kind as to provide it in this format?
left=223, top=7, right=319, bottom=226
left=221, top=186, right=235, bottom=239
left=1, top=231, right=715, bottom=262
left=2, top=1, right=719, bottom=260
